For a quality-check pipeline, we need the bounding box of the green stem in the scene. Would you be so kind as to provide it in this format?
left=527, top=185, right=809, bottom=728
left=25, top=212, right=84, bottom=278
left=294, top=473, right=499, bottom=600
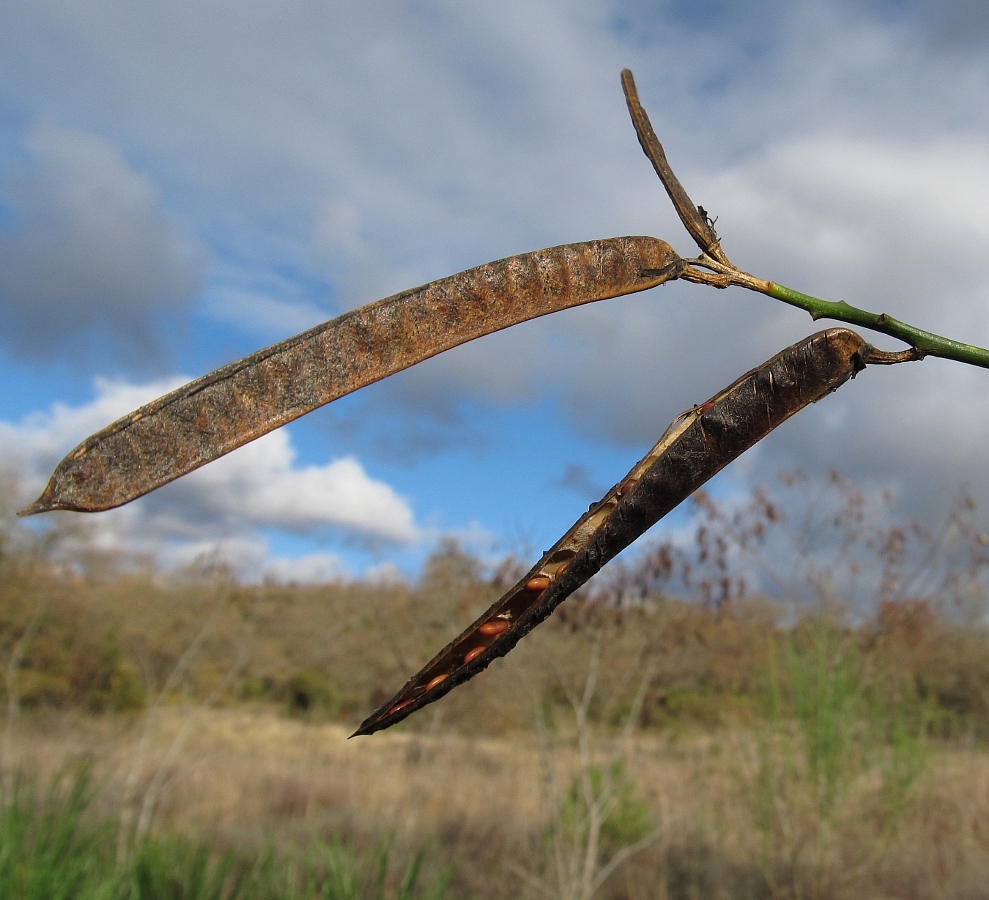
left=767, top=282, right=989, bottom=369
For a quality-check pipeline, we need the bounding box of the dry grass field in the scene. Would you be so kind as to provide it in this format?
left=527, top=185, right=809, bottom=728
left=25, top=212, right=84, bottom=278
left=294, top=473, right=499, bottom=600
left=5, top=703, right=989, bottom=899
left=4, top=477, right=989, bottom=897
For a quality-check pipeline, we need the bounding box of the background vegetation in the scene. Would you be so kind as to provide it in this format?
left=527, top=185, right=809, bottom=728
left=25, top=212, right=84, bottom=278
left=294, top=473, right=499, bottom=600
left=3, top=471, right=989, bottom=898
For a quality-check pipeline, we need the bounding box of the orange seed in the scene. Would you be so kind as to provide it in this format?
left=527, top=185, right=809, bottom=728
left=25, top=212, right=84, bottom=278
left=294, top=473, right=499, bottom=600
left=464, top=646, right=485, bottom=664
left=619, top=479, right=638, bottom=496
left=479, top=619, right=509, bottom=636
left=525, top=574, right=551, bottom=592
left=425, top=674, right=449, bottom=691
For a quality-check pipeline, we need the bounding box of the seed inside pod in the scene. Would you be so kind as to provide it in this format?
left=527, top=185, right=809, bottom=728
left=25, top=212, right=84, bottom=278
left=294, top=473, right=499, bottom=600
left=619, top=479, right=638, bottom=496
left=479, top=619, right=509, bottom=636
left=388, top=698, right=415, bottom=716
left=525, top=575, right=551, bottom=592
left=556, top=561, right=570, bottom=576
left=464, top=647, right=485, bottom=664
left=425, top=674, right=449, bottom=691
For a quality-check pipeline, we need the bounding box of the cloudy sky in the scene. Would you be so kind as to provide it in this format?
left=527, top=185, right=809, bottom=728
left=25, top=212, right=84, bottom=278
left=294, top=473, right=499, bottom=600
left=2, top=0, right=989, bottom=583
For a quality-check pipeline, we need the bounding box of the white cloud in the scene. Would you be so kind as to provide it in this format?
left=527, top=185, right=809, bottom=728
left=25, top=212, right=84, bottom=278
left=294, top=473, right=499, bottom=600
left=151, top=534, right=348, bottom=585
left=707, top=136, right=989, bottom=317
left=171, top=434, right=420, bottom=543
left=202, top=287, right=333, bottom=341
left=257, top=552, right=347, bottom=585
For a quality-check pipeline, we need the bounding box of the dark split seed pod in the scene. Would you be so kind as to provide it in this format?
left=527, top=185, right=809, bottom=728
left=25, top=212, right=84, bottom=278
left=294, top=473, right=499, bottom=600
left=353, top=328, right=873, bottom=735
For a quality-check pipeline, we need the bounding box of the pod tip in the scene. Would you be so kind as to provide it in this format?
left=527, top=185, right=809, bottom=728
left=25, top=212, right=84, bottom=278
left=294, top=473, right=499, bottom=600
left=17, top=496, right=52, bottom=517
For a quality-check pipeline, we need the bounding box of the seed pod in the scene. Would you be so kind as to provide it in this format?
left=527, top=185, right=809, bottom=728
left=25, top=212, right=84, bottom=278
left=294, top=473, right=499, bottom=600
left=353, top=328, right=872, bottom=735
left=21, top=237, right=682, bottom=516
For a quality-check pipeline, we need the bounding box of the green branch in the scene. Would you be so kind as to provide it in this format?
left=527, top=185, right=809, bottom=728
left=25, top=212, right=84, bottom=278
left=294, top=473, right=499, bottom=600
left=766, top=282, right=989, bottom=369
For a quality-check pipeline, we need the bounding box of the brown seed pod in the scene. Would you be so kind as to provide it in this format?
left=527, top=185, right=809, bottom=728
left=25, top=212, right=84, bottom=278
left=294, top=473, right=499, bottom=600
left=353, top=328, right=873, bottom=735
left=21, top=237, right=682, bottom=517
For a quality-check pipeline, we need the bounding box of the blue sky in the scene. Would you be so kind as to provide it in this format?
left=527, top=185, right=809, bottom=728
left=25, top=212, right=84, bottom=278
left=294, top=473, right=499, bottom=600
left=2, top=0, right=989, bottom=582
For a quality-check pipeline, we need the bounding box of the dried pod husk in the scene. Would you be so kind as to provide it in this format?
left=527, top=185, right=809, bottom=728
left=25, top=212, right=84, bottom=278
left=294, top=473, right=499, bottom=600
left=354, top=328, right=870, bottom=735
left=22, top=237, right=682, bottom=516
